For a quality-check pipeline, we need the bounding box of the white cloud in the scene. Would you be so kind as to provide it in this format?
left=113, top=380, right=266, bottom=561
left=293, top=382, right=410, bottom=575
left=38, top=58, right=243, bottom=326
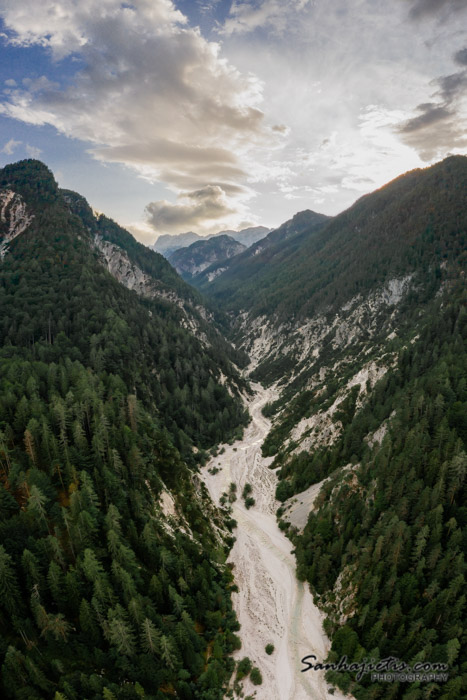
left=1, top=0, right=466, bottom=234
left=219, top=0, right=467, bottom=217
left=25, top=143, right=42, bottom=158
left=0, top=0, right=275, bottom=234
left=222, top=0, right=313, bottom=36
left=1, top=138, right=21, bottom=155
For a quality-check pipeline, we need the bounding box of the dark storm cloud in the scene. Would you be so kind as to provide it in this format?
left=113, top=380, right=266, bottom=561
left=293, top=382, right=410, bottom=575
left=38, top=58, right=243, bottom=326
left=397, top=99, right=467, bottom=160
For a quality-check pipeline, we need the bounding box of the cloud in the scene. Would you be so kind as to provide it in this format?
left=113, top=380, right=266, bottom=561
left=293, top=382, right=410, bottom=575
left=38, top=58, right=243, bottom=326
left=2, top=0, right=466, bottom=232
left=221, top=0, right=313, bottom=36
left=396, top=68, right=467, bottom=160
left=1, top=138, right=21, bottom=155
left=399, top=103, right=453, bottom=133
left=437, top=71, right=467, bottom=101
left=408, top=0, right=467, bottom=20
left=0, top=0, right=187, bottom=59
left=454, top=48, right=467, bottom=66
left=92, top=140, right=248, bottom=192
left=145, top=184, right=238, bottom=233
left=25, top=143, right=42, bottom=158
left=0, top=0, right=273, bottom=233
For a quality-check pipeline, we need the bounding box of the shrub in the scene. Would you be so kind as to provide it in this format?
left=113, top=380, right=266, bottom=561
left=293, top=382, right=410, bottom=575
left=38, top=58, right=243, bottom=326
left=242, top=483, right=252, bottom=499
left=250, top=667, right=263, bottom=685
left=236, top=657, right=252, bottom=680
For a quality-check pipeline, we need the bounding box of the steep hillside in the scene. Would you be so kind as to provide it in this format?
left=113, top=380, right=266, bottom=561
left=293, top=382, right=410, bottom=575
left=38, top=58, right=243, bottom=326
left=0, top=160, right=249, bottom=458
left=201, top=158, right=465, bottom=323
left=0, top=160, right=248, bottom=699
left=168, top=234, right=246, bottom=280
left=224, top=155, right=466, bottom=699
left=61, top=190, right=249, bottom=372
left=192, top=209, right=329, bottom=288
left=208, top=156, right=466, bottom=425
left=245, top=157, right=466, bottom=471
left=289, top=282, right=467, bottom=699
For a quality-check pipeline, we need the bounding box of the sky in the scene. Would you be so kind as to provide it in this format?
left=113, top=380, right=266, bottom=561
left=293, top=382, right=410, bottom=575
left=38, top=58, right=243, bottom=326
left=0, top=0, right=466, bottom=245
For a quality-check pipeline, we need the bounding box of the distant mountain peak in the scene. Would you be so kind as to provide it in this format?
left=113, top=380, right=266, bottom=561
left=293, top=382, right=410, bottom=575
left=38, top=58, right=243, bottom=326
left=168, top=233, right=247, bottom=280
left=153, top=225, right=270, bottom=258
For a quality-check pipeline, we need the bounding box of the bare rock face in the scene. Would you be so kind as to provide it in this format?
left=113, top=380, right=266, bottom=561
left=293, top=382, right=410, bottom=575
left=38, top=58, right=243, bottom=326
left=0, top=190, right=34, bottom=257
left=94, top=235, right=153, bottom=294
left=93, top=234, right=212, bottom=344
left=94, top=234, right=185, bottom=307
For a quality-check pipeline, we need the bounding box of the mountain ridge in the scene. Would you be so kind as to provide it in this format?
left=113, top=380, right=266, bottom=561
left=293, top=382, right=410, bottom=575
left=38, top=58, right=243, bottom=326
left=168, top=233, right=246, bottom=280
left=153, top=225, right=270, bottom=258
left=192, top=208, right=330, bottom=289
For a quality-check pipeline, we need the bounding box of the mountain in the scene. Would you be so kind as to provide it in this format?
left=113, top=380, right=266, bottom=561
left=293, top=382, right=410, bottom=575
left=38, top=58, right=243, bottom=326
left=152, top=230, right=201, bottom=257
left=167, top=234, right=246, bottom=280
left=0, top=159, right=248, bottom=699
left=192, top=209, right=330, bottom=289
left=291, top=283, right=467, bottom=699
left=153, top=225, right=270, bottom=259
left=1, top=155, right=466, bottom=700
left=200, top=156, right=466, bottom=377
left=199, top=155, right=467, bottom=699
left=226, top=225, right=270, bottom=248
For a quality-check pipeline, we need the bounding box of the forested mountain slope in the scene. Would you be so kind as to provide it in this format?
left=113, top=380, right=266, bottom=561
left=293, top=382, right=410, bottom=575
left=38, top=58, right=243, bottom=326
left=192, top=209, right=329, bottom=289
left=0, top=159, right=248, bottom=699
left=290, top=282, right=467, bottom=700
left=206, top=156, right=466, bottom=451
left=60, top=188, right=248, bottom=373
left=200, top=157, right=465, bottom=324
left=221, top=156, right=466, bottom=699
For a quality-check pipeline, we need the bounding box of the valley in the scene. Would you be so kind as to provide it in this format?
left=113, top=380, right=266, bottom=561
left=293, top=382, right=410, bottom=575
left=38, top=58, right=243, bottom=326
left=203, top=383, right=348, bottom=700
left=0, top=156, right=465, bottom=700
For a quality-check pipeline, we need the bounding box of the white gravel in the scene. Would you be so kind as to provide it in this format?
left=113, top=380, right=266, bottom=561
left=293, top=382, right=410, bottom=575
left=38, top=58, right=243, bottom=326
left=202, top=383, right=350, bottom=700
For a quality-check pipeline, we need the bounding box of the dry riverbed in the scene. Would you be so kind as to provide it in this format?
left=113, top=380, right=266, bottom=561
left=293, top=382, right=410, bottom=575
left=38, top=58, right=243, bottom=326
left=202, top=383, right=349, bottom=699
